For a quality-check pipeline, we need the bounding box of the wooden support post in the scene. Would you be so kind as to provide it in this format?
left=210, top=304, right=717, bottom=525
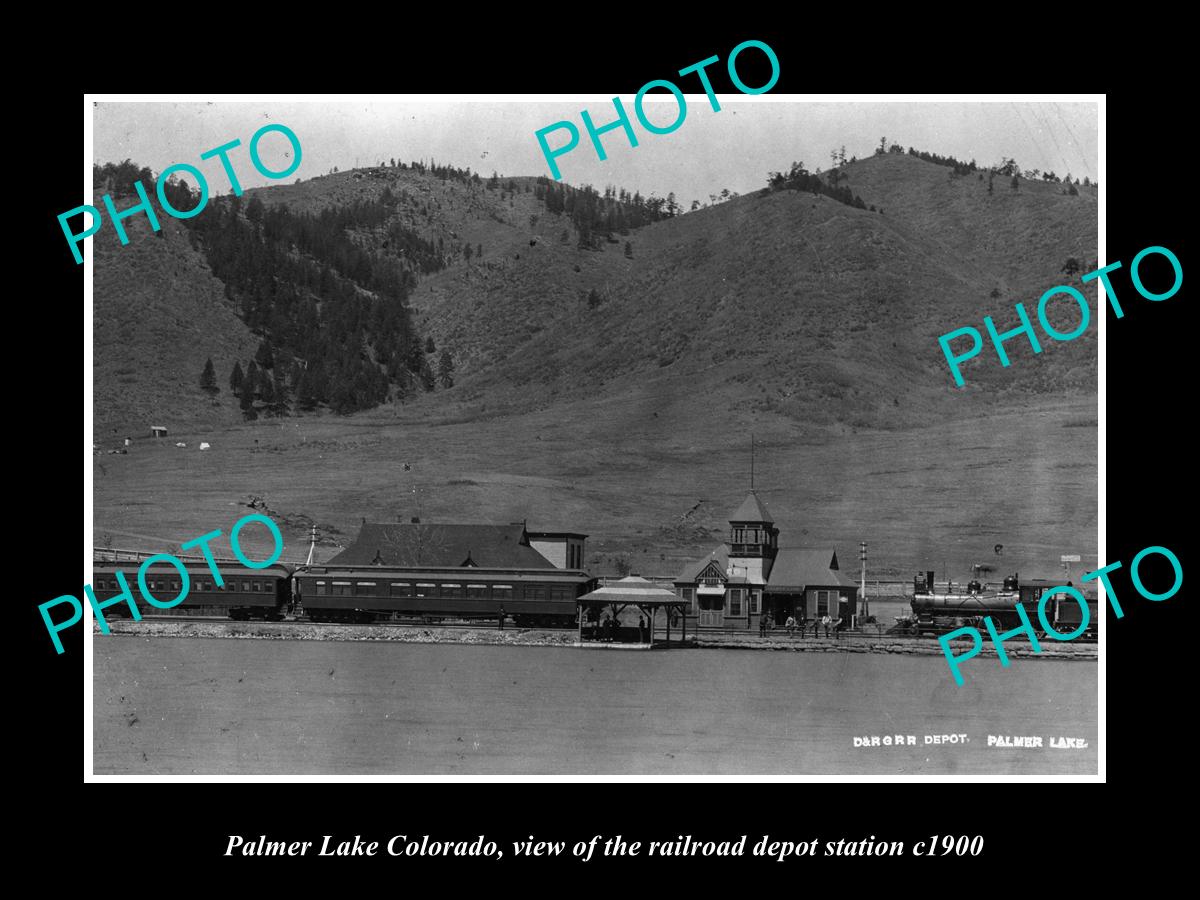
left=681, top=606, right=686, bottom=644
left=666, top=607, right=670, bottom=647
left=578, top=604, right=583, bottom=643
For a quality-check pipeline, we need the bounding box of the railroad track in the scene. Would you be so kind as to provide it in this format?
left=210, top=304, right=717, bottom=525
left=134, top=615, right=577, bottom=631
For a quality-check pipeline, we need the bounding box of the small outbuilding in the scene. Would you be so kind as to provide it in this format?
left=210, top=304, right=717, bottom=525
left=150, top=425, right=168, bottom=438
left=577, top=576, right=688, bottom=646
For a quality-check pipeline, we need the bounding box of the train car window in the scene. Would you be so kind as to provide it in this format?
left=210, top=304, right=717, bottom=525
left=493, top=584, right=512, bottom=593
left=415, top=582, right=435, bottom=598
left=356, top=582, right=377, bottom=596
left=442, top=583, right=462, bottom=598
left=389, top=583, right=411, bottom=597
left=333, top=581, right=352, bottom=597
left=242, top=580, right=251, bottom=592
left=524, top=585, right=543, bottom=602
left=315, top=581, right=328, bottom=596
left=467, top=584, right=488, bottom=599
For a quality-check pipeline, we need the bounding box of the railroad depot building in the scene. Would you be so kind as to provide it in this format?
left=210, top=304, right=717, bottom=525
left=294, top=522, right=592, bottom=626
left=674, top=492, right=858, bottom=630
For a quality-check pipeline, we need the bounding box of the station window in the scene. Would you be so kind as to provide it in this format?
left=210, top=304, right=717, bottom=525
left=750, top=591, right=760, bottom=615
left=729, top=589, right=744, bottom=616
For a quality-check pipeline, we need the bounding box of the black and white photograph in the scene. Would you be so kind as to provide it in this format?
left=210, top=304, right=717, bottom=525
left=84, top=94, right=1101, bottom=778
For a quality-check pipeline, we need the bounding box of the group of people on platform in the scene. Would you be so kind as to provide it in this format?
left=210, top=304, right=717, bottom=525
left=762, top=613, right=842, bottom=638
left=590, top=612, right=650, bottom=643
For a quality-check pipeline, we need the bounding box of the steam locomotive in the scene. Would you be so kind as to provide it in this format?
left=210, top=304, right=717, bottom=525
left=905, top=570, right=1098, bottom=639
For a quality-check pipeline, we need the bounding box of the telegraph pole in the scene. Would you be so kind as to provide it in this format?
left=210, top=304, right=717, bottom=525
left=859, top=541, right=868, bottom=621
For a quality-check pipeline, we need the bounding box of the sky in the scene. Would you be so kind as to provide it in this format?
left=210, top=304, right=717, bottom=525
left=92, top=98, right=1099, bottom=207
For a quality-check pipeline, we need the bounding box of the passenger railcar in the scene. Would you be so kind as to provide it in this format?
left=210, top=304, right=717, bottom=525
left=90, top=561, right=293, bottom=620
left=295, top=565, right=593, bottom=627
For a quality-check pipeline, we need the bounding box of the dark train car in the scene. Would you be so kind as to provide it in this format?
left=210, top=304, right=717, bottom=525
left=295, top=566, right=594, bottom=627
left=90, top=560, right=293, bottom=620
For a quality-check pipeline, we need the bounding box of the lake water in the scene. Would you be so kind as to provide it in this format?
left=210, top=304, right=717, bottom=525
left=93, top=637, right=1097, bottom=775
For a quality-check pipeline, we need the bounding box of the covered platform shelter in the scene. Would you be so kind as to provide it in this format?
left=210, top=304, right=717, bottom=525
left=577, top=576, right=689, bottom=647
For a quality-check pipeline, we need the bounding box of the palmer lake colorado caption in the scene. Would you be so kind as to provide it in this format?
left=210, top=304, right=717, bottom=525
left=89, top=97, right=1100, bottom=776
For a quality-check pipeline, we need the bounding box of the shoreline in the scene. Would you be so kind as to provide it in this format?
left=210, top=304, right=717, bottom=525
left=94, top=620, right=1098, bottom=661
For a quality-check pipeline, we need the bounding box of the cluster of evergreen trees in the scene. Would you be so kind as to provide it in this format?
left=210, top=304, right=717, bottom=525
left=93, top=160, right=156, bottom=198
left=227, top=345, right=297, bottom=419
left=765, top=161, right=870, bottom=210
left=533, top=178, right=675, bottom=249
left=172, top=183, right=441, bottom=415
left=904, top=146, right=978, bottom=176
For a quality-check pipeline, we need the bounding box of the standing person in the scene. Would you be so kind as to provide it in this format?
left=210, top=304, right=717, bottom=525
left=638, top=614, right=647, bottom=643
left=822, top=613, right=831, bottom=637
left=833, top=616, right=842, bottom=640
left=498, top=605, right=506, bottom=630
left=811, top=617, right=820, bottom=638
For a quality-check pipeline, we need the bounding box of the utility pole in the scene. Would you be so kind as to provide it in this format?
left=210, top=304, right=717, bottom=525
left=750, top=432, right=755, bottom=490
left=859, top=541, right=868, bottom=622
left=305, top=523, right=317, bottom=567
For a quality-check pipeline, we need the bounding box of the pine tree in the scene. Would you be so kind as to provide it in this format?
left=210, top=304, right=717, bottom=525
left=200, top=358, right=218, bottom=394
left=438, top=350, right=455, bottom=388
left=259, top=376, right=276, bottom=410
left=246, top=360, right=260, bottom=398
left=624, top=241, right=633, bottom=259
left=230, top=361, right=245, bottom=395
left=297, top=370, right=318, bottom=411
left=255, top=341, right=274, bottom=369
left=419, top=357, right=436, bottom=392
left=240, top=385, right=257, bottom=420
left=425, top=336, right=436, bottom=354
left=477, top=243, right=483, bottom=258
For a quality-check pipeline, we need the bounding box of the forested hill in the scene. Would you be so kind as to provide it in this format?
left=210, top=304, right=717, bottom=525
left=92, top=149, right=1096, bottom=439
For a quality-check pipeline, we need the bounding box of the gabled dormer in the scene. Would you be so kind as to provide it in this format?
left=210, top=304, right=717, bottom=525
left=728, top=491, right=779, bottom=560
left=698, top=560, right=727, bottom=587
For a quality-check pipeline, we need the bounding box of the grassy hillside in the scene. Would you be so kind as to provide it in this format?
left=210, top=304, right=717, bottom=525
left=92, top=151, right=1098, bottom=581
left=92, top=200, right=259, bottom=443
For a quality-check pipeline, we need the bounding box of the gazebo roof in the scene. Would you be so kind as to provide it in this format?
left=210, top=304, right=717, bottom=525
left=579, top=576, right=683, bottom=606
